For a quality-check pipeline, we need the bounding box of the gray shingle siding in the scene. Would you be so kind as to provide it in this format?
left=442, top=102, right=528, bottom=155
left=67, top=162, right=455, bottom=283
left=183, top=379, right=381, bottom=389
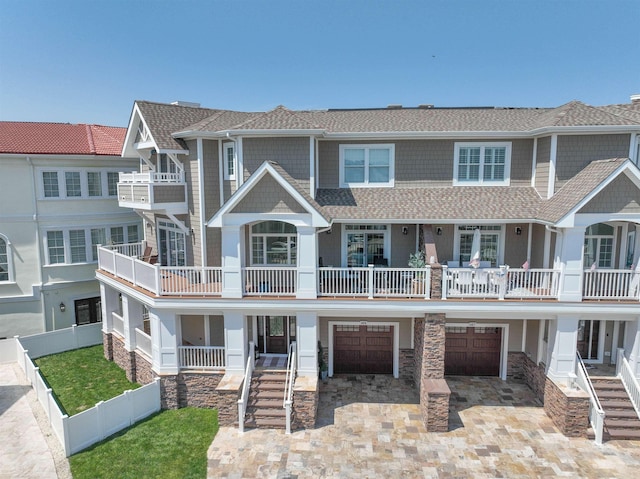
left=535, top=136, right=551, bottom=198
left=578, top=174, right=640, bottom=215
left=232, top=175, right=307, bottom=214
left=555, top=134, right=630, bottom=191
left=242, top=137, right=310, bottom=192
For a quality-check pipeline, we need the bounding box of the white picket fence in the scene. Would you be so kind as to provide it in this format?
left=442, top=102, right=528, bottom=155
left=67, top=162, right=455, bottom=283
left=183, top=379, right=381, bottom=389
left=0, top=324, right=161, bottom=457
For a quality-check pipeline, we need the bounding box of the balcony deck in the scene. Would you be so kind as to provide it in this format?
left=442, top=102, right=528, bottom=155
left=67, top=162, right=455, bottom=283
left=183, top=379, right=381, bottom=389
left=97, top=243, right=640, bottom=303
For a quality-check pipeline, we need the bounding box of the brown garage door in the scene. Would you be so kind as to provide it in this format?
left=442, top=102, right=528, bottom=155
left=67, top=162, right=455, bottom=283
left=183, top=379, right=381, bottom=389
left=445, top=326, right=501, bottom=376
left=333, top=324, right=393, bottom=374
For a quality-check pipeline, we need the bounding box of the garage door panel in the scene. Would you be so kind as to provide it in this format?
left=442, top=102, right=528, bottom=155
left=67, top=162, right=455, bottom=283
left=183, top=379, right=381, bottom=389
left=445, top=327, right=501, bottom=377
left=334, top=325, right=394, bottom=374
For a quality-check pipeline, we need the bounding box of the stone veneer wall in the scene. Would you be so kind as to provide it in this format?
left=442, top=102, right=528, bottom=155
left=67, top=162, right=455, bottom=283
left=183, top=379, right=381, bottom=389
left=399, top=349, right=414, bottom=380
left=507, top=351, right=526, bottom=382
left=134, top=352, right=155, bottom=385
left=111, top=334, right=136, bottom=382
left=521, top=355, right=588, bottom=438
left=103, top=332, right=113, bottom=361
left=293, top=387, right=319, bottom=429
left=415, top=314, right=450, bottom=432
left=429, top=264, right=442, bottom=299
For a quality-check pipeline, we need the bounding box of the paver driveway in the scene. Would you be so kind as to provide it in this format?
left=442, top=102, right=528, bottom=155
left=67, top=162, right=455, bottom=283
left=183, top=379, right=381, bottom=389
left=208, top=375, right=640, bottom=478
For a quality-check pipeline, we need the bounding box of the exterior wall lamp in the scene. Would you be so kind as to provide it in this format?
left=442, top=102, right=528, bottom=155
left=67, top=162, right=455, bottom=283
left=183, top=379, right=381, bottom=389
left=436, top=227, right=443, bottom=236
left=59, top=302, right=66, bottom=312
left=515, top=227, right=522, bottom=236
left=402, top=226, right=408, bottom=235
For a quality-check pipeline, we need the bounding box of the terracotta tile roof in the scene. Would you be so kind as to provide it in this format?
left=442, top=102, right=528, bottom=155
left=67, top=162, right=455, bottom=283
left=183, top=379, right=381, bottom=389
left=0, top=122, right=125, bottom=155
left=538, top=158, right=629, bottom=223
left=316, top=186, right=543, bottom=222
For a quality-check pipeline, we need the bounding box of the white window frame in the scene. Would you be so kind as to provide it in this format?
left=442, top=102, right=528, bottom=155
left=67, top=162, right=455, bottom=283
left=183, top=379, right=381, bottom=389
left=453, top=225, right=504, bottom=267
left=43, top=223, right=140, bottom=265
left=157, top=220, right=186, bottom=267
left=38, top=168, right=126, bottom=200
left=584, top=223, right=616, bottom=269
left=453, top=142, right=512, bottom=186
left=250, top=221, right=297, bottom=266
left=341, top=224, right=391, bottom=267
left=0, top=234, right=14, bottom=283
left=223, top=142, right=236, bottom=181
left=339, top=144, right=395, bottom=188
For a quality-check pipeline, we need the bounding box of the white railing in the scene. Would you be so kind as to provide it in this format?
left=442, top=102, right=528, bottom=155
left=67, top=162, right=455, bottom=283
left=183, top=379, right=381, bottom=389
left=112, top=312, right=124, bottom=336
left=119, top=171, right=184, bottom=183
left=178, top=346, right=225, bottom=370
left=318, top=266, right=431, bottom=299
left=583, top=270, right=640, bottom=300
left=443, top=267, right=559, bottom=300
left=575, top=352, right=605, bottom=445
left=8, top=326, right=160, bottom=457
left=237, top=341, right=255, bottom=433
left=284, top=341, right=297, bottom=435
left=135, top=328, right=152, bottom=357
left=159, top=267, right=223, bottom=296
left=243, top=267, right=297, bottom=296
left=616, top=348, right=640, bottom=419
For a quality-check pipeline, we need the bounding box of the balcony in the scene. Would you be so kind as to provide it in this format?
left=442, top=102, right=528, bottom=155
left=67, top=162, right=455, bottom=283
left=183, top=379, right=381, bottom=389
left=116, top=172, right=187, bottom=214
left=96, top=244, right=640, bottom=302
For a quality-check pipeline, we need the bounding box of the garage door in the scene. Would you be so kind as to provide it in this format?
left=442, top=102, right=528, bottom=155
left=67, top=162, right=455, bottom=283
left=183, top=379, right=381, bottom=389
left=333, top=324, right=393, bottom=374
left=445, top=326, right=501, bottom=376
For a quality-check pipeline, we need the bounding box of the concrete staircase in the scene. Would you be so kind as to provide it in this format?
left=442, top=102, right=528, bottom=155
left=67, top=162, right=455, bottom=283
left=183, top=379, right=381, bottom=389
left=590, top=376, right=640, bottom=441
left=243, top=370, right=287, bottom=429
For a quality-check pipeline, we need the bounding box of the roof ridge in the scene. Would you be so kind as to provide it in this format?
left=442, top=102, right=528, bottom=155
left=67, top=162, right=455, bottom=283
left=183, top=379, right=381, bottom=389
left=85, top=124, right=96, bottom=154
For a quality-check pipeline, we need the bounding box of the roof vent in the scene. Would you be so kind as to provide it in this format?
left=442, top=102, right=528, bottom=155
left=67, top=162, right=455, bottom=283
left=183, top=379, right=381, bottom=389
left=418, top=104, right=434, bottom=109
left=387, top=104, right=402, bottom=109
left=631, top=94, right=640, bottom=105
left=171, top=101, right=201, bottom=108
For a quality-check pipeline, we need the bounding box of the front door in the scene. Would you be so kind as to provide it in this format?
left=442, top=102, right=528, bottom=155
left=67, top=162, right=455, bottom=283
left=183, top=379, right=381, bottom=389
left=577, top=320, right=601, bottom=361
left=257, top=316, right=296, bottom=355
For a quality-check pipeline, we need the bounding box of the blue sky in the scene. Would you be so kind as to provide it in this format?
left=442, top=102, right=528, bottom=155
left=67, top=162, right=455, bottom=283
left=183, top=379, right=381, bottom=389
left=1, top=0, right=638, bottom=127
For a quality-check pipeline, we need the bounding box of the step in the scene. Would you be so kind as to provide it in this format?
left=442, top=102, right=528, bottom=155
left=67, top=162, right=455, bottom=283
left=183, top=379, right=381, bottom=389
left=605, top=410, right=640, bottom=419
left=244, top=417, right=286, bottom=429
left=249, top=399, right=283, bottom=409
left=597, top=391, right=631, bottom=400
left=605, top=418, right=640, bottom=429
left=606, top=428, right=640, bottom=440
left=256, top=382, right=286, bottom=391
left=600, top=400, right=636, bottom=410
left=252, top=407, right=286, bottom=418
left=592, top=382, right=626, bottom=391
left=251, top=390, right=283, bottom=400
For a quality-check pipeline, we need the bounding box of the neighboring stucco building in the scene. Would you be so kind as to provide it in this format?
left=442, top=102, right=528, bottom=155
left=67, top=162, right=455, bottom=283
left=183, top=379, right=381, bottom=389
left=97, top=96, right=640, bottom=440
left=0, top=122, right=141, bottom=337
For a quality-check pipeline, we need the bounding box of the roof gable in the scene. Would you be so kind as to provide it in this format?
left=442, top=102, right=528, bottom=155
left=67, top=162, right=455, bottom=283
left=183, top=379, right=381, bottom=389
left=578, top=173, right=640, bottom=215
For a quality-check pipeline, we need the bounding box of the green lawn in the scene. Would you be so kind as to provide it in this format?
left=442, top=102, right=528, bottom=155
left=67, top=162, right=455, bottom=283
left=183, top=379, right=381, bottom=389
left=69, top=408, right=218, bottom=479
left=34, top=345, right=140, bottom=415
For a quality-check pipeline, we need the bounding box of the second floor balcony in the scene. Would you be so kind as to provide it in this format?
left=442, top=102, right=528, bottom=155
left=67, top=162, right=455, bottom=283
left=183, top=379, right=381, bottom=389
left=116, top=172, right=187, bottom=214
left=96, top=243, right=640, bottom=303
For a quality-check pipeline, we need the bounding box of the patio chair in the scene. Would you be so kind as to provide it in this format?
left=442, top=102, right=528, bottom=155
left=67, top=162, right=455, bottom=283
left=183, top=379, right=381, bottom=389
left=141, top=246, right=158, bottom=264
left=455, top=270, right=474, bottom=294
left=472, top=269, right=491, bottom=293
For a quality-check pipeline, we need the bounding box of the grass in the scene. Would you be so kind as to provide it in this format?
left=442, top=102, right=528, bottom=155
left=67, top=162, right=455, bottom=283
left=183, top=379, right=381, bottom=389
left=34, top=344, right=140, bottom=415
left=69, top=408, right=218, bottom=479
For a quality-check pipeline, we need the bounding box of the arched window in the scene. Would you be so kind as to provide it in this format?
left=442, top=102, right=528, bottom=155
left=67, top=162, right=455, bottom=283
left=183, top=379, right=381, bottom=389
left=250, top=221, right=297, bottom=265
left=584, top=223, right=615, bottom=269
left=0, top=235, right=12, bottom=282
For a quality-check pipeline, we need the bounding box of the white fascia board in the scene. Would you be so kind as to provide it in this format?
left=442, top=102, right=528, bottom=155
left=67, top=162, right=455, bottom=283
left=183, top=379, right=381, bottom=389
left=122, top=104, right=160, bottom=158
left=552, top=160, right=636, bottom=227
left=215, top=213, right=315, bottom=227
left=531, top=125, right=640, bottom=137
left=156, top=148, right=189, bottom=155
left=329, top=217, right=547, bottom=225
left=174, top=129, right=325, bottom=140
left=323, top=131, right=531, bottom=140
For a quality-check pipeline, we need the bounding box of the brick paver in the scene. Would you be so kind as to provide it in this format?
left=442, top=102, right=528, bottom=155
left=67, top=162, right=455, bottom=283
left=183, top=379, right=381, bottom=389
left=208, top=375, right=640, bottom=478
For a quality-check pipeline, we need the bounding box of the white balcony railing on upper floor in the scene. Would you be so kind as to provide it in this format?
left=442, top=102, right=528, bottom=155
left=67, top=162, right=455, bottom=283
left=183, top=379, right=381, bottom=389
left=443, top=267, right=560, bottom=300
left=243, top=267, right=297, bottom=296
left=318, top=266, right=431, bottom=299
left=119, top=171, right=184, bottom=183
left=583, top=269, right=640, bottom=300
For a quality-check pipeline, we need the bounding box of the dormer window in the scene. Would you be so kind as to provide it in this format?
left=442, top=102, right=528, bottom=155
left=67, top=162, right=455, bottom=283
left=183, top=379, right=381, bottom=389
left=453, top=142, right=511, bottom=186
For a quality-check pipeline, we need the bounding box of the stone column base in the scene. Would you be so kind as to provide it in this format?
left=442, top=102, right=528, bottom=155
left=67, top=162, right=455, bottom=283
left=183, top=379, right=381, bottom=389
left=544, top=378, right=589, bottom=437
left=293, top=376, right=319, bottom=430
left=421, top=378, right=450, bottom=432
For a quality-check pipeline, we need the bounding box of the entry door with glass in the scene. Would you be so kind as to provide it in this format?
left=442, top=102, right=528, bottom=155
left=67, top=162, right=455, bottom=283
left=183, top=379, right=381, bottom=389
left=157, top=220, right=186, bottom=266
left=577, top=320, right=602, bottom=361
left=257, top=316, right=296, bottom=355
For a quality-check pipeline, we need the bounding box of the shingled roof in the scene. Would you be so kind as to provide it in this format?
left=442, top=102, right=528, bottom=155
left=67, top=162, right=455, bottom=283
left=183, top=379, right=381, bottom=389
left=0, top=122, right=125, bottom=155
left=316, top=186, right=543, bottom=222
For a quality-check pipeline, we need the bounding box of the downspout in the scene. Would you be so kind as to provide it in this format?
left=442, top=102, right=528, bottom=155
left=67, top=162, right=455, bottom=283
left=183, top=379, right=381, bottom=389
left=26, top=157, right=45, bottom=330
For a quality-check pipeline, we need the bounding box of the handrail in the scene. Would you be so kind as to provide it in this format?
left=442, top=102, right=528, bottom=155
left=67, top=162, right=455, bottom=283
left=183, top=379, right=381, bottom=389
left=283, top=341, right=297, bottom=435
left=616, top=348, right=640, bottom=418
left=575, top=351, right=605, bottom=445
left=237, top=341, right=255, bottom=433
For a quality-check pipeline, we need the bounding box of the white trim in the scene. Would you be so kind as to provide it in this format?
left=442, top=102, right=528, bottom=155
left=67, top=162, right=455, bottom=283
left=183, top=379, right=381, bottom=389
left=0, top=233, right=14, bottom=283
left=218, top=140, right=225, bottom=207
left=197, top=138, right=207, bottom=268
left=340, top=224, right=391, bottom=267
left=36, top=167, right=134, bottom=200
left=452, top=142, right=512, bottom=186
left=122, top=104, right=159, bottom=158
left=236, top=137, right=244, bottom=189
left=338, top=143, right=395, bottom=188
left=531, top=137, right=538, bottom=188
left=222, top=142, right=236, bottom=181
left=446, top=321, right=509, bottom=380
left=309, top=137, right=315, bottom=197
left=328, top=320, right=400, bottom=378
left=453, top=224, right=504, bottom=266
left=547, top=134, right=557, bottom=198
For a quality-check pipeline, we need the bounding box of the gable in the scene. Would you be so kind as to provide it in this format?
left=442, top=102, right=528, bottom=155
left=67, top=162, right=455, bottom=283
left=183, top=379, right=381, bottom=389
left=578, top=174, right=640, bottom=215
left=231, top=174, right=307, bottom=214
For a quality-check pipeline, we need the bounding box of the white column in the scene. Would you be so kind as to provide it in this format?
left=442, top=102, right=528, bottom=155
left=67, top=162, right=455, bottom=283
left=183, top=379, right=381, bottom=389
left=149, top=308, right=180, bottom=375
left=121, top=294, right=144, bottom=351
left=547, top=316, right=579, bottom=381
left=296, top=312, right=318, bottom=377
left=221, top=225, right=244, bottom=298
left=224, top=311, right=247, bottom=374
left=623, top=318, right=640, bottom=378
left=100, top=284, right=120, bottom=334
left=556, top=227, right=585, bottom=302
left=296, top=226, right=318, bottom=299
